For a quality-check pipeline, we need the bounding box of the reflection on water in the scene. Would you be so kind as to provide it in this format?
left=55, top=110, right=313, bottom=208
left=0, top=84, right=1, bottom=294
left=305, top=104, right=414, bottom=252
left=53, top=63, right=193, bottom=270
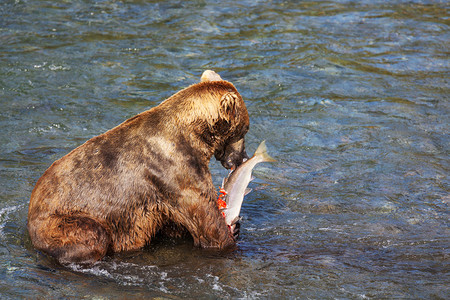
left=1, top=0, right=448, bottom=298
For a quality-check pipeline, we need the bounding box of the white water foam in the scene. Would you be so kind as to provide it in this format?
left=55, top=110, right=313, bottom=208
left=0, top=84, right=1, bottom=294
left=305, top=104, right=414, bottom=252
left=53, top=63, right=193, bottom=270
left=0, top=204, right=23, bottom=238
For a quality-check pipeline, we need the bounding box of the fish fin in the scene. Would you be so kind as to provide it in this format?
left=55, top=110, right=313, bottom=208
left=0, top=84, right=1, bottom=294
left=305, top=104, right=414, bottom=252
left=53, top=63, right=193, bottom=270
left=230, top=216, right=242, bottom=225
left=254, top=140, right=276, bottom=163
left=244, top=188, right=252, bottom=195
left=250, top=176, right=255, bottom=182
left=221, top=177, right=227, bottom=188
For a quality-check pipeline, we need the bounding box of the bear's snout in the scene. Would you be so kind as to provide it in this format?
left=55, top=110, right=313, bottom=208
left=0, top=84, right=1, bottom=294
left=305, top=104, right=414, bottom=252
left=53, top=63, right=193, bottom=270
left=216, top=138, right=248, bottom=170
left=222, top=150, right=249, bottom=170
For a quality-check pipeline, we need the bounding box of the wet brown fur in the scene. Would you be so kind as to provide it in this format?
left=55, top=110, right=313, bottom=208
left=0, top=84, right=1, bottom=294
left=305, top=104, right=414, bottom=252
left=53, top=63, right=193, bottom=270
left=27, top=80, right=249, bottom=264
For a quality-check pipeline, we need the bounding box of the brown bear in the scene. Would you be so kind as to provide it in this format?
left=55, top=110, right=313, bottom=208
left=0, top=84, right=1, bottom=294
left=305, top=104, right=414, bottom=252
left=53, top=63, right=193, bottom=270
left=27, top=70, right=249, bottom=264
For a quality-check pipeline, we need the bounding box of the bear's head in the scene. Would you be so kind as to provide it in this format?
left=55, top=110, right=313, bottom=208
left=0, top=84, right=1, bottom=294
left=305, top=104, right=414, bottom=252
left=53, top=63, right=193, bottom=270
left=163, top=71, right=250, bottom=170
left=212, top=90, right=249, bottom=170
left=201, top=70, right=250, bottom=170
left=177, top=71, right=250, bottom=170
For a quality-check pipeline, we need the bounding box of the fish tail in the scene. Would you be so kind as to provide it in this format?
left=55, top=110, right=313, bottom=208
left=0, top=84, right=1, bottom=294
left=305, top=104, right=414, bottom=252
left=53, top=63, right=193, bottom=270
left=254, top=140, right=276, bottom=162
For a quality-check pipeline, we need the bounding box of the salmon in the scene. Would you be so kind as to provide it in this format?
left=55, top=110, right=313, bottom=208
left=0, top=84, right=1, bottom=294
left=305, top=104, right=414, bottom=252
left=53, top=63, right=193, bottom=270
left=218, top=140, right=276, bottom=226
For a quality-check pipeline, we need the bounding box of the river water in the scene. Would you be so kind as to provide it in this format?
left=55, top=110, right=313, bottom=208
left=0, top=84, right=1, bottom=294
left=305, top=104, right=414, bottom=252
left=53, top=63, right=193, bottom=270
left=1, top=0, right=448, bottom=298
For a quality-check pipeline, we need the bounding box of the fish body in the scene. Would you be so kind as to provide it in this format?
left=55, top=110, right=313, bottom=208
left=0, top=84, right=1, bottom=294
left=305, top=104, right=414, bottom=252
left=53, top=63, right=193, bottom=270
left=219, top=140, right=275, bottom=225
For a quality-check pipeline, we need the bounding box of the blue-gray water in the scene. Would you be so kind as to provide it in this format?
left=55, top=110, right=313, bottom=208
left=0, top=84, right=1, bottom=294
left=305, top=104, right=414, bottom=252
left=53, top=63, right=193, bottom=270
left=1, top=0, right=448, bottom=298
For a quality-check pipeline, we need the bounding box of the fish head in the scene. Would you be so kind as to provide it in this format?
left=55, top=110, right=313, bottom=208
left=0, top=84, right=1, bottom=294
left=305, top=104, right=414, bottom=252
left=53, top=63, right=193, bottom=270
left=215, top=137, right=249, bottom=170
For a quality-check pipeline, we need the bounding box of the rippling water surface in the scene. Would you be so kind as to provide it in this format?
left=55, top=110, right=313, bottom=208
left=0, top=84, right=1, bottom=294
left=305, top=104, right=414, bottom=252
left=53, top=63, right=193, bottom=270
left=1, top=0, right=448, bottom=298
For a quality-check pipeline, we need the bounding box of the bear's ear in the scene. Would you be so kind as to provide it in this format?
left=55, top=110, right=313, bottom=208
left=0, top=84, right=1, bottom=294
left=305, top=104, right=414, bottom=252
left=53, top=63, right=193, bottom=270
left=201, top=70, right=223, bottom=82
left=220, top=92, right=239, bottom=120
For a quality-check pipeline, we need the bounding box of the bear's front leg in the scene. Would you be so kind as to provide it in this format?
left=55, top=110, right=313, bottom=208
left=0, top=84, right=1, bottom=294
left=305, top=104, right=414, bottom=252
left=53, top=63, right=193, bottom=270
left=195, top=199, right=237, bottom=250
left=176, top=189, right=237, bottom=250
